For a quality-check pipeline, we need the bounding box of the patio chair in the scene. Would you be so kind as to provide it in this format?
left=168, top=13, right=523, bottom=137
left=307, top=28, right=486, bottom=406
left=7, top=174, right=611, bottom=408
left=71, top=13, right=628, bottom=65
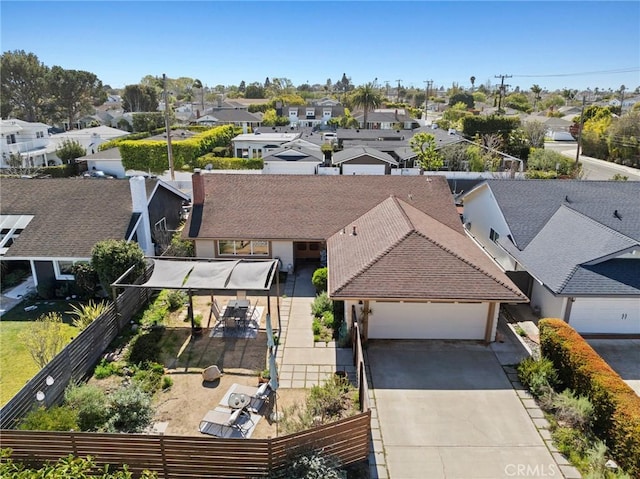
left=245, top=299, right=258, bottom=325
left=220, top=382, right=273, bottom=414
left=198, top=406, right=254, bottom=438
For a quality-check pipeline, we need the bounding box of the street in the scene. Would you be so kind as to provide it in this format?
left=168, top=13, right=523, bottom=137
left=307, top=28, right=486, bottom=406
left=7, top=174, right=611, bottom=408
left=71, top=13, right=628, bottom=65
left=544, top=141, right=640, bottom=181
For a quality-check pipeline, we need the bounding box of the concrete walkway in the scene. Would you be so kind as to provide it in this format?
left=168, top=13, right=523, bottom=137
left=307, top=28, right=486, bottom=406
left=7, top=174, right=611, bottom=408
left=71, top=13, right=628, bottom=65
left=275, top=264, right=354, bottom=389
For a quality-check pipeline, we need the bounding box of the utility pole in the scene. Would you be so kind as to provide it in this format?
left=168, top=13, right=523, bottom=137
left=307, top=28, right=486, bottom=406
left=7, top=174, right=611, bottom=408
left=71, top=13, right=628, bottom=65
left=385, top=81, right=390, bottom=99
left=494, top=74, right=512, bottom=111
left=575, top=95, right=586, bottom=164
left=424, top=80, right=433, bottom=123
left=163, top=73, right=175, bottom=180
left=396, top=79, right=402, bottom=102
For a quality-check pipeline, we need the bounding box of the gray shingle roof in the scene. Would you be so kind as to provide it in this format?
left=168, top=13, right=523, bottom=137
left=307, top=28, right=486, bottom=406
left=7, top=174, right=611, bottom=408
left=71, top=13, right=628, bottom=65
left=262, top=146, right=324, bottom=163
left=332, top=147, right=398, bottom=165
left=562, top=259, right=640, bottom=295
left=185, top=175, right=463, bottom=241
left=328, top=196, right=527, bottom=301
left=477, top=180, right=640, bottom=248
left=498, top=206, right=639, bottom=295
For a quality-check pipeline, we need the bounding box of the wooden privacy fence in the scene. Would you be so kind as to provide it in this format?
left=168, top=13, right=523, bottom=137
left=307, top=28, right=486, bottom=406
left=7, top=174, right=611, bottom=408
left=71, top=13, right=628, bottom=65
left=0, top=271, right=151, bottom=429
left=0, top=412, right=371, bottom=478
left=351, top=305, right=371, bottom=412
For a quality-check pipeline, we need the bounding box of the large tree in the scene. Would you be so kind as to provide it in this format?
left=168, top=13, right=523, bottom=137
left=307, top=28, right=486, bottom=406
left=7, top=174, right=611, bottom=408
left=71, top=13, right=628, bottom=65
left=0, top=50, right=50, bottom=121
left=49, top=66, right=106, bottom=129
left=351, top=83, right=383, bottom=129
left=91, top=240, right=146, bottom=298
left=409, top=132, right=444, bottom=170
left=55, top=139, right=86, bottom=164
left=122, top=84, right=159, bottom=112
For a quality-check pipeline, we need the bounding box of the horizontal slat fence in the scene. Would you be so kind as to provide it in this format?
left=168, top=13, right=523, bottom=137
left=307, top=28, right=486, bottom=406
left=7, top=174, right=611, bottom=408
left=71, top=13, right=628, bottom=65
left=0, top=412, right=370, bottom=478
left=0, top=269, right=151, bottom=429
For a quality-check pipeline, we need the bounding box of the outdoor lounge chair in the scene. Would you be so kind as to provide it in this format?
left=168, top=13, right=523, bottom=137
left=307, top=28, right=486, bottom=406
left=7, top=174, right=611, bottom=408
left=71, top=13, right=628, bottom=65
left=198, top=406, right=255, bottom=438
left=220, top=382, right=273, bottom=414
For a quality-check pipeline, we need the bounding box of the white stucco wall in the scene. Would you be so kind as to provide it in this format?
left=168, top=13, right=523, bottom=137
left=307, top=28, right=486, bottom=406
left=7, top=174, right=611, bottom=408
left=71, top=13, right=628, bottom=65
left=342, top=164, right=386, bottom=176
left=87, top=159, right=126, bottom=178
left=194, top=239, right=216, bottom=258
left=462, top=186, right=516, bottom=270
left=368, top=301, right=489, bottom=340
left=530, top=280, right=567, bottom=319
left=263, top=161, right=319, bottom=175
left=271, top=241, right=294, bottom=272
left=569, top=297, right=640, bottom=334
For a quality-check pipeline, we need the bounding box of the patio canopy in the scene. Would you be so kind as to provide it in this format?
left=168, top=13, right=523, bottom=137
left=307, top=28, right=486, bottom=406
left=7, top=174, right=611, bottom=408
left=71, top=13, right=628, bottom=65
left=126, top=258, right=278, bottom=292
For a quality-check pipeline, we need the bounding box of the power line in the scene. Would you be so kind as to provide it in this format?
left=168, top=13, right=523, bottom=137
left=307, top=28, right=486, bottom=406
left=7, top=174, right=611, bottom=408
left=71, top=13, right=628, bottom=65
left=513, top=67, right=639, bottom=79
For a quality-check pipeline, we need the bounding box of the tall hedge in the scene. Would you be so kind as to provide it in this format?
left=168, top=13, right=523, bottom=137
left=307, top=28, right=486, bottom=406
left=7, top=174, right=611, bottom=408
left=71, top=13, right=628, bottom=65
left=461, top=115, right=520, bottom=140
left=193, top=155, right=263, bottom=170
left=118, top=125, right=236, bottom=173
left=539, top=318, right=640, bottom=475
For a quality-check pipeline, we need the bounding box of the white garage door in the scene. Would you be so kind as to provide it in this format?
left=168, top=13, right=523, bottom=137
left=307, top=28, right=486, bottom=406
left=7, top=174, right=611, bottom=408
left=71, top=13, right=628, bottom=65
left=342, top=164, right=386, bottom=175
left=368, top=301, right=489, bottom=340
left=570, top=298, right=640, bottom=334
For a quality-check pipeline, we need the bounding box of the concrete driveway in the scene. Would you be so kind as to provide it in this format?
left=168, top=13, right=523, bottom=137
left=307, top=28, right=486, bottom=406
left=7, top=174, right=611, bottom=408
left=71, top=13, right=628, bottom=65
left=368, top=341, right=557, bottom=479
left=587, top=339, right=640, bottom=396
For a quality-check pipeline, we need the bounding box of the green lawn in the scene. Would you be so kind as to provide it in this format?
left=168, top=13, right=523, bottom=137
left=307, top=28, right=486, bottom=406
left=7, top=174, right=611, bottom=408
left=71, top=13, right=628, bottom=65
left=0, top=300, right=78, bottom=406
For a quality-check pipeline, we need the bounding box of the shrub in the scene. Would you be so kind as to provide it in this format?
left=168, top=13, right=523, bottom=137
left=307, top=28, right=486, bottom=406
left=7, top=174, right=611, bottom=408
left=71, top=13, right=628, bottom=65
left=552, top=425, right=591, bottom=470
left=311, top=267, right=327, bottom=292
left=321, top=311, right=334, bottom=329
left=67, top=300, right=108, bottom=330
left=72, top=262, right=99, bottom=298
left=19, top=406, right=78, bottom=431
left=193, top=155, right=263, bottom=170
left=279, top=450, right=342, bottom=479
left=162, top=376, right=173, bottom=390
left=132, top=362, right=165, bottom=394
left=551, top=389, right=594, bottom=431
left=64, top=383, right=109, bottom=431
left=166, top=289, right=187, bottom=311
left=91, top=239, right=146, bottom=298
left=517, top=356, right=558, bottom=398
left=94, top=358, right=124, bottom=379
left=540, top=318, right=640, bottom=475
left=311, top=292, right=332, bottom=317
left=104, top=383, right=154, bottom=433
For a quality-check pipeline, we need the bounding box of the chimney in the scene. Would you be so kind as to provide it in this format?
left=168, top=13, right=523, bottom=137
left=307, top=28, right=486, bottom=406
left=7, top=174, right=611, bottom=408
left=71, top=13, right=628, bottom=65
left=129, top=176, right=154, bottom=256
left=192, top=169, right=205, bottom=206
left=217, top=95, right=222, bottom=108
left=351, top=226, right=357, bottom=236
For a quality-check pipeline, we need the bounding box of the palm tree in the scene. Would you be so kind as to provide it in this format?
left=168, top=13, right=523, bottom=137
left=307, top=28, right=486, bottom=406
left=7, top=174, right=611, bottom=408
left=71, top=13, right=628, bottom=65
left=531, top=84, right=542, bottom=111
left=351, top=82, right=383, bottom=129
left=470, top=76, right=476, bottom=92
left=193, top=79, right=204, bottom=113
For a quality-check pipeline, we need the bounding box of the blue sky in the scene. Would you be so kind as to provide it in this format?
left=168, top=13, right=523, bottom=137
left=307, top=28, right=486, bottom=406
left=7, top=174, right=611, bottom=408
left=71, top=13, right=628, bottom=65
left=2, top=1, right=639, bottom=93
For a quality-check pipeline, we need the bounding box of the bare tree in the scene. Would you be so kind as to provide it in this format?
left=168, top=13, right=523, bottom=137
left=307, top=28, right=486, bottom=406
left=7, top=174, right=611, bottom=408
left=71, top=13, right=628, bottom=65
left=521, top=120, right=547, bottom=148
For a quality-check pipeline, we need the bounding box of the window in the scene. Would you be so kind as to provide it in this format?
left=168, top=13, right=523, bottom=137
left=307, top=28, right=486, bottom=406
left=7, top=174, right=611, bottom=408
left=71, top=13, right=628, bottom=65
left=6, top=134, right=16, bottom=144
left=54, top=260, right=77, bottom=280
left=489, top=228, right=500, bottom=242
left=217, top=240, right=269, bottom=256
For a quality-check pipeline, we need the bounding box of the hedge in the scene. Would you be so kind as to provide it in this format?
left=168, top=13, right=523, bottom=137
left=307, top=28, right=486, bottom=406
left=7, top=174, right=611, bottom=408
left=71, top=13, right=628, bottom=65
left=41, top=164, right=78, bottom=177
left=193, top=155, right=263, bottom=170
left=461, top=115, right=520, bottom=140
left=118, top=125, right=236, bottom=173
left=98, top=128, right=165, bottom=151
left=539, top=318, right=640, bottom=475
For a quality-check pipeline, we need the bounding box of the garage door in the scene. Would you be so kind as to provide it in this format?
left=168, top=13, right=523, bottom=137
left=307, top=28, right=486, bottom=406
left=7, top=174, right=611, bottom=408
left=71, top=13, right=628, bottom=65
left=342, top=164, right=385, bottom=175
left=570, top=298, right=640, bottom=334
left=368, top=301, right=489, bottom=340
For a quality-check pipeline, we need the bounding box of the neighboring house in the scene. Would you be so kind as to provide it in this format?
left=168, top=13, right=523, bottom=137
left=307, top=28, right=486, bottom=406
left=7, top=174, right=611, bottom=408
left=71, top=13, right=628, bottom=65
left=0, top=119, right=51, bottom=168
left=184, top=172, right=527, bottom=341
left=194, top=110, right=261, bottom=129
left=76, top=147, right=125, bottom=178
left=47, top=126, right=131, bottom=164
left=286, top=105, right=345, bottom=128
left=461, top=180, right=640, bottom=335
left=332, top=146, right=398, bottom=175
left=0, top=177, right=190, bottom=290
left=232, top=132, right=301, bottom=158
left=353, top=109, right=417, bottom=130
left=262, top=146, right=325, bottom=175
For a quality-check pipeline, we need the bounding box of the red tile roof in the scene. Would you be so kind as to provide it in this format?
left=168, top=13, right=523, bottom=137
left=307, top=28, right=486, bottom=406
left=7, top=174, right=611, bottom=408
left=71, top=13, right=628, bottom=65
left=328, top=196, right=527, bottom=302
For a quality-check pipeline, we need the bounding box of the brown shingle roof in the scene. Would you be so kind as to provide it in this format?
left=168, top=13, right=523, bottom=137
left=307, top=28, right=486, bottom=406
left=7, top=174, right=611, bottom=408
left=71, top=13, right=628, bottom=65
left=1, top=178, right=137, bottom=258
left=327, top=196, right=527, bottom=301
left=185, top=175, right=462, bottom=241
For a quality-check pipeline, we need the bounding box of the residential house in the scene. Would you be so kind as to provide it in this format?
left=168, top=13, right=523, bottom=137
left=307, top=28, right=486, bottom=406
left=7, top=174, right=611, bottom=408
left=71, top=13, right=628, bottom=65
left=0, top=177, right=190, bottom=291
left=262, top=146, right=325, bottom=175
left=332, top=147, right=398, bottom=175
left=461, top=180, right=640, bottom=335
left=286, top=105, right=345, bottom=128
left=76, top=147, right=126, bottom=178
left=1, top=119, right=51, bottom=168
left=232, top=131, right=301, bottom=158
left=353, top=109, right=417, bottom=130
left=47, top=126, right=131, bottom=164
left=194, top=110, right=261, bottom=130
left=184, top=172, right=527, bottom=341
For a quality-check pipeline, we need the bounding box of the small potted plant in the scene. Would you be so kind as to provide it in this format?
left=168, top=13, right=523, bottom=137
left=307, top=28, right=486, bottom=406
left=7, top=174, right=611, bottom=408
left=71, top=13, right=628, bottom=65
left=258, top=368, right=270, bottom=384
left=192, top=314, right=203, bottom=336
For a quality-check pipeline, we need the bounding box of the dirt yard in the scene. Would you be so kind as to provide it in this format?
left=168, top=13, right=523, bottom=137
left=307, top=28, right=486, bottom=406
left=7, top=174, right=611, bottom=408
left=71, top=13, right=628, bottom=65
left=150, top=293, right=305, bottom=439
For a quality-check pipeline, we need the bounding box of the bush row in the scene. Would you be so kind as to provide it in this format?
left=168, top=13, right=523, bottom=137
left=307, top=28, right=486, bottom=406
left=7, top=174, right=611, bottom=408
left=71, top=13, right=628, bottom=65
left=539, top=318, right=640, bottom=475
left=41, top=163, right=78, bottom=177
left=192, top=154, right=263, bottom=170
left=98, top=128, right=165, bottom=151
left=119, top=125, right=237, bottom=173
